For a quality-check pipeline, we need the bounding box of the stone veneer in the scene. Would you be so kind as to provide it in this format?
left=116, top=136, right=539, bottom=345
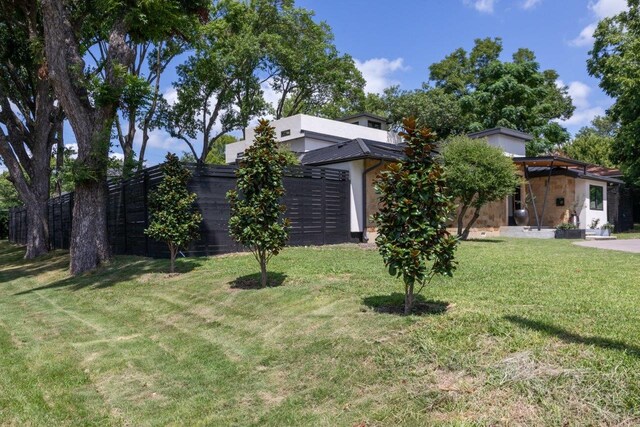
left=526, top=175, right=575, bottom=227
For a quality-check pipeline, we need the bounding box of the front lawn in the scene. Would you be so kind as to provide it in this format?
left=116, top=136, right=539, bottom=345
left=1, top=238, right=639, bottom=425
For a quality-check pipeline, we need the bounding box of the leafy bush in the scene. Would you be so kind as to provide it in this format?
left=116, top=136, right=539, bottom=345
left=227, top=119, right=290, bottom=287
left=145, top=153, right=202, bottom=273
left=373, top=117, right=458, bottom=315
left=556, top=222, right=577, bottom=230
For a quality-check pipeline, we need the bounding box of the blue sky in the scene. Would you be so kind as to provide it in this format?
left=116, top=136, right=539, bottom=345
left=106, top=0, right=628, bottom=166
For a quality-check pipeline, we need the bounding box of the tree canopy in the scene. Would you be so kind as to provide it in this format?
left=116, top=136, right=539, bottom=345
left=562, top=116, right=618, bottom=168
left=441, top=135, right=521, bottom=240
left=366, top=38, right=575, bottom=154
left=588, top=0, right=640, bottom=183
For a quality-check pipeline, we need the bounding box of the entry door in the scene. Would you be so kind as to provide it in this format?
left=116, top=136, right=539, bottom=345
left=508, top=186, right=522, bottom=226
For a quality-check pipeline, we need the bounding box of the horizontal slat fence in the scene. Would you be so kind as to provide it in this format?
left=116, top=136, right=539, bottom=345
left=9, top=164, right=351, bottom=257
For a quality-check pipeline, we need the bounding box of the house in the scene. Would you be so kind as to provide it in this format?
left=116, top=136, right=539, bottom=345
left=226, top=114, right=624, bottom=240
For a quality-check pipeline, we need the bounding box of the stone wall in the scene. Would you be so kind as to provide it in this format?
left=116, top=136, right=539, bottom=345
left=526, top=175, right=575, bottom=227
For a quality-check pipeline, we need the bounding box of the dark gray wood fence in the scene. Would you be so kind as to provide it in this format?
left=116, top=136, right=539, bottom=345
left=8, top=164, right=352, bottom=257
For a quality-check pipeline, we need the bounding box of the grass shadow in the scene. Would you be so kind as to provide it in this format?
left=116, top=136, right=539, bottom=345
left=505, top=315, right=640, bottom=358
left=465, top=238, right=505, bottom=244
left=229, top=272, right=287, bottom=290
left=363, top=293, right=450, bottom=316
left=12, top=255, right=204, bottom=295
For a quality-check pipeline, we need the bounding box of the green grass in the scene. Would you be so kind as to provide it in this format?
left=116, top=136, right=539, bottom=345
left=617, top=223, right=640, bottom=240
left=1, top=238, right=640, bottom=426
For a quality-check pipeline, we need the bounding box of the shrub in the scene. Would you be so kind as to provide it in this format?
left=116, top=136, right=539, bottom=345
left=227, top=119, right=290, bottom=287
left=145, top=153, right=202, bottom=273
left=373, top=117, right=458, bottom=315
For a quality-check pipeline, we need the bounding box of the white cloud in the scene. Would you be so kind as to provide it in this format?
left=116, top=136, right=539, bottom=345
left=522, top=0, right=541, bottom=10
left=354, top=58, right=408, bottom=94
left=163, top=87, right=178, bottom=106
left=569, top=23, right=598, bottom=47
left=589, top=0, right=627, bottom=19
left=464, top=0, right=496, bottom=13
left=571, top=0, right=628, bottom=47
left=557, top=80, right=606, bottom=128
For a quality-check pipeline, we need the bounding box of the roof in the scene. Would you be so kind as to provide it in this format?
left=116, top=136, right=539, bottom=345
left=300, top=138, right=405, bottom=166
left=468, top=127, right=534, bottom=141
left=513, top=156, right=590, bottom=168
left=526, top=166, right=624, bottom=185
left=586, top=165, right=623, bottom=178
left=337, top=112, right=388, bottom=123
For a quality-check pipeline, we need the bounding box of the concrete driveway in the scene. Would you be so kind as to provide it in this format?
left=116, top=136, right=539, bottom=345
left=574, top=239, right=640, bottom=253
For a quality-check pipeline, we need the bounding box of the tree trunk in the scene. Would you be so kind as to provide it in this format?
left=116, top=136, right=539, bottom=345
left=24, top=198, right=49, bottom=259
left=169, top=244, right=177, bottom=273
left=461, top=207, right=482, bottom=241
left=260, top=255, right=268, bottom=287
left=404, top=280, right=415, bottom=315
left=69, top=181, right=110, bottom=275
left=457, top=203, right=469, bottom=238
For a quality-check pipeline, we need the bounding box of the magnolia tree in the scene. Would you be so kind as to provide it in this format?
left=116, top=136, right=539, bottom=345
left=145, top=153, right=202, bottom=273
left=373, top=118, right=458, bottom=315
left=227, top=119, right=290, bottom=288
left=441, top=136, right=521, bottom=240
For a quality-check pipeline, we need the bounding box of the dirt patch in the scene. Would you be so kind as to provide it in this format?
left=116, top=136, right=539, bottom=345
left=495, top=351, right=578, bottom=383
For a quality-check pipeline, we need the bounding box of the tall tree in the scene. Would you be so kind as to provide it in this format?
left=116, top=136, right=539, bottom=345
left=428, top=38, right=574, bottom=154
left=41, top=0, right=206, bottom=274
left=373, top=118, right=458, bottom=315
left=267, top=5, right=365, bottom=119
left=0, top=0, right=63, bottom=258
left=164, top=0, right=272, bottom=163
left=562, top=116, right=618, bottom=168
left=588, top=0, right=640, bottom=183
left=115, top=40, right=185, bottom=177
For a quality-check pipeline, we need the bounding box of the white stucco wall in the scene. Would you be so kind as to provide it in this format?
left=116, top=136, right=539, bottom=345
left=575, top=179, right=608, bottom=228
left=225, top=114, right=400, bottom=163
left=324, top=160, right=364, bottom=233
left=486, top=134, right=527, bottom=157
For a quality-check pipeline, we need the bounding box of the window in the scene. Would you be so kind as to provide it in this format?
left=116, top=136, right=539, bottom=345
left=280, top=129, right=291, bottom=137
left=590, top=185, right=603, bottom=210
left=367, top=120, right=382, bottom=129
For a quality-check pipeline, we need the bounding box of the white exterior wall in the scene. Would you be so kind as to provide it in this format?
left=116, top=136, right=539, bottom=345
left=486, top=134, right=527, bottom=157
left=575, top=179, right=608, bottom=228
left=326, top=160, right=364, bottom=233
left=225, top=114, right=399, bottom=163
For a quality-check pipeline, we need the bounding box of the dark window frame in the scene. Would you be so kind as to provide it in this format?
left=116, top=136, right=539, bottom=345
left=367, top=120, right=382, bottom=129
left=589, top=185, right=604, bottom=211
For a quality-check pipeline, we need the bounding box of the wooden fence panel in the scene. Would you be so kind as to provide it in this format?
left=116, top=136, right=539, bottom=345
left=8, top=164, right=351, bottom=257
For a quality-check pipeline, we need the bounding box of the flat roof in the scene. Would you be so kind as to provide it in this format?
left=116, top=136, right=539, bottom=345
left=468, top=127, right=534, bottom=141
left=513, top=156, right=590, bottom=168
left=337, top=112, right=388, bottom=123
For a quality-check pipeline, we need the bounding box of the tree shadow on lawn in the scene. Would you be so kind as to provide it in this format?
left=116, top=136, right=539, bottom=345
left=229, top=272, right=287, bottom=290
left=465, top=238, right=505, bottom=244
left=0, top=248, right=70, bottom=284
left=13, top=256, right=205, bottom=295
left=505, top=315, right=640, bottom=358
left=363, top=293, right=450, bottom=316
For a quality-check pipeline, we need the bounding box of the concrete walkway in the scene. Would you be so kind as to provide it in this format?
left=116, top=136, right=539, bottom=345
left=574, top=239, right=640, bottom=253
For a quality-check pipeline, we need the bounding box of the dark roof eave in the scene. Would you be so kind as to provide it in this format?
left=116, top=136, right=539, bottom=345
left=303, top=153, right=402, bottom=167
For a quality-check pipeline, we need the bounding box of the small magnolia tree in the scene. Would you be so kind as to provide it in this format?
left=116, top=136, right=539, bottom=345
left=145, top=153, right=202, bottom=273
left=227, top=119, right=290, bottom=287
left=442, top=136, right=521, bottom=240
left=373, top=117, right=458, bottom=315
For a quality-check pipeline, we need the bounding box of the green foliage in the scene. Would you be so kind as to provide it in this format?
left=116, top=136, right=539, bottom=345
left=145, top=153, right=202, bottom=272
left=563, top=116, right=617, bottom=167
left=588, top=1, right=640, bottom=183
left=556, top=222, right=577, bottom=230
left=205, top=134, right=238, bottom=165
left=0, top=171, right=21, bottom=239
left=441, top=135, right=521, bottom=240
left=428, top=38, right=574, bottom=155
left=373, top=118, right=458, bottom=314
left=383, top=85, right=467, bottom=139
left=227, top=119, right=290, bottom=287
